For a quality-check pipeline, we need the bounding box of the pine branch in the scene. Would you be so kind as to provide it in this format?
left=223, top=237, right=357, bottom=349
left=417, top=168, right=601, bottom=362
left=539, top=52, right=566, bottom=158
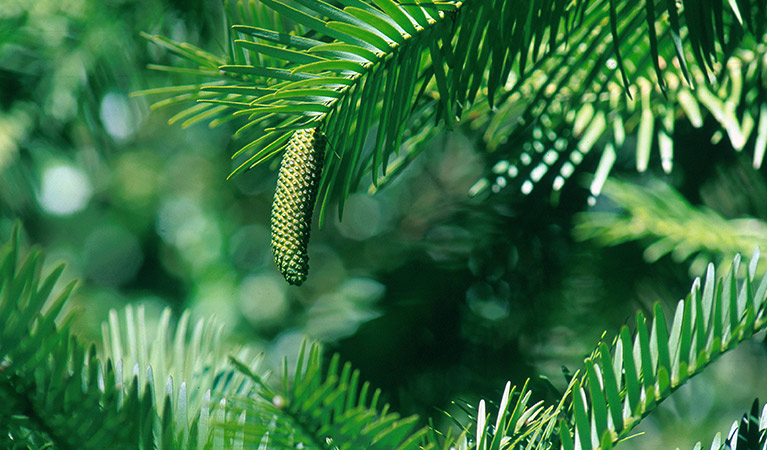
left=2, top=223, right=767, bottom=450
left=135, top=0, right=579, bottom=221
left=99, top=303, right=269, bottom=448
left=463, top=250, right=767, bottom=450
left=0, top=223, right=434, bottom=450
left=0, top=224, right=268, bottom=450
left=230, top=341, right=434, bottom=449
left=0, top=224, right=143, bottom=449
left=135, top=1, right=764, bottom=285
left=574, top=179, right=767, bottom=273
left=470, top=3, right=766, bottom=200
left=712, top=399, right=767, bottom=450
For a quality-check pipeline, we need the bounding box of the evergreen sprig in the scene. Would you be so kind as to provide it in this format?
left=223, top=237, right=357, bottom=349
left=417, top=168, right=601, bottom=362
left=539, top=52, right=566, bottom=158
left=134, top=1, right=766, bottom=288
left=134, top=0, right=581, bottom=223
left=0, top=224, right=263, bottom=449
left=0, top=225, right=144, bottom=449
left=706, top=399, right=767, bottom=450
left=228, top=342, right=434, bottom=449
left=101, top=305, right=265, bottom=449
left=465, top=249, right=767, bottom=450
left=574, top=179, right=767, bottom=273
left=470, top=6, right=767, bottom=200
left=0, top=224, right=438, bottom=449
left=137, top=0, right=765, bottom=216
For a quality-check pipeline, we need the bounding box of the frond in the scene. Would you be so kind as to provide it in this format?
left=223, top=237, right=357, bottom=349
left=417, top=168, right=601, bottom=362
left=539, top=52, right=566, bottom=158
left=461, top=250, right=767, bottom=450
left=229, top=341, right=434, bottom=449
left=469, top=2, right=767, bottom=200
left=101, top=305, right=264, bottom=449
left=459, top=379, right=575, bottom=450
left=0, top=224, right=270, bottom=450
left=0, top=224, right=144, bottom=449
left=136, top=1, right=765, bottom=286
left=133, top=0, right=765, bottom=290
left=0, top=223, right=433, bottom=449
left=136, top=0, right=580, bottom=224
left=573, top=179, right=767, bottom=274
left=558, top=250, right=767, bottom=450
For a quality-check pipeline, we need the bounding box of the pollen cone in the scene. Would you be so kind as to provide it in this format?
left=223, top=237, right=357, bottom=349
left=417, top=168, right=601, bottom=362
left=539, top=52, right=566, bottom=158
left=270, top=128, right=325, bottom=285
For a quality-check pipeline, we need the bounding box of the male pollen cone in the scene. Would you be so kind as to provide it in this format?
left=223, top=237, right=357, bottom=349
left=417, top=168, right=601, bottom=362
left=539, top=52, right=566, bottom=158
left=270, top=127, right=325, bottom=286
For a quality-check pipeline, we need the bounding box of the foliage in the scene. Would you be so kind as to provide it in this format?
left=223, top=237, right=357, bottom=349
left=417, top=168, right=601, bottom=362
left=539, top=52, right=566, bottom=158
left=463, top=249, right=767, bottom=450
left=136, top=0, right=767, bottom=290
left=1, top=0, right=395, bottom=350
left=2, top=218, right=767, bottom=449
left=574, top=179, right=767, bottom=274
left=0, top=224, right=433, bottom=449
left=0, top=224, right=262, bottom=449
left=138, top=0, right=766, bottom=213
left=709, top=399, right=767, bottom=450
left=4, top=0, right=767, bottom=449
left=616, top=398, right=767, bottom=450
left=0, top=225, right=142, bottom=449
left=229, top=343, right=432, bottom=449
left=469, top=13, right=767, bottom=202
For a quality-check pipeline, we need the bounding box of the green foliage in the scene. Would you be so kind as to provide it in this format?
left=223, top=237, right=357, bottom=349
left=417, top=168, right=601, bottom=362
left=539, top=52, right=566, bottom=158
left=0, top=227, right=438, bottom=450
left=0, top=224, right=142, bottom=449
left=467, top=379, right=575, bottom=450
left=6, top=1, right=767, bottom=448
left=681, top=399, right=767, bottom=450
left=1, top=221, right=767, bottom=448
left=101, top=305, right=264, bottom=449
left=562, top=250, right=767, bottom=450
left=136, top=0, right=767, bottom=291
left=574, top=179, right=767, bottom=273
left=710, top=399, right=767, bottom=450
left=470, top=12, right=767, bottom=201
left=138, top=0, right=765, bottom=214
left=0, top=225, right=438, bottom=449
left=0, top=223, right=261, bottom=449
left=466, top=248, right=767, bottom=450
left=229, top=342, right=433, bottom=449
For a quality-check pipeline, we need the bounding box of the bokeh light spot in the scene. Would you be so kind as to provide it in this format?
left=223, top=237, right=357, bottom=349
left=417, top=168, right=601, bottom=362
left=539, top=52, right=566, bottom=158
left=303, top=278, right=383, bottom=341
left=38, top=164, right=92, bottom=215
left=114, top=151, right=159, bottom=207
left=157, top=198, right=222, bottom=272
left=239, top=274, right=288, bottom=326
left=466, top=281, right=511, bottom=321
left=268, top=331, right=310, bottom=375
left=304, top=292, right=381, bottom=341
left=190, top=273, right=239, bottom=328
left=335, top=193, right=383, bottom=240
left=338, top=277, right=385, bottom=304
left=100, top=92, right=136, bottom=141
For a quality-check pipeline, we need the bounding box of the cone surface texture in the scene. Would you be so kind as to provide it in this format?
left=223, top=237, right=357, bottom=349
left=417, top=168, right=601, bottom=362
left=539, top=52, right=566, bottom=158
left=270, top=128, right=325, bottom=285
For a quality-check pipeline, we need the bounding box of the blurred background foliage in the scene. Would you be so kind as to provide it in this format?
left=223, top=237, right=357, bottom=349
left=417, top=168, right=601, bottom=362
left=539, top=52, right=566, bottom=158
left=1, top=0, right=766, bottom=449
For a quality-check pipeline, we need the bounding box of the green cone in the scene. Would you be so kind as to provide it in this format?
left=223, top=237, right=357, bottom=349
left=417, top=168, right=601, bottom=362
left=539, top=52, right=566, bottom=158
left=270, top=128, right=326, bottom=285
